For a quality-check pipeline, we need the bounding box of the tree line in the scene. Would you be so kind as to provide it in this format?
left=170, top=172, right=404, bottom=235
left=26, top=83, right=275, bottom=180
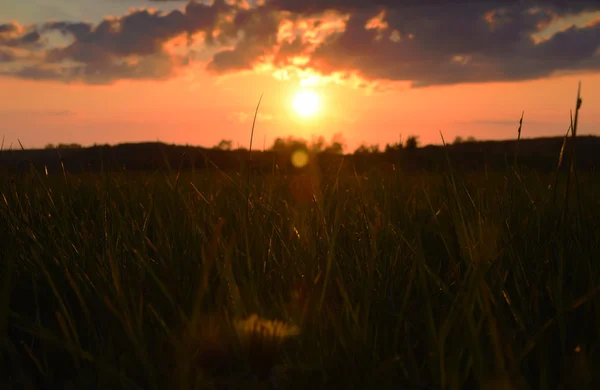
left=211, top=133, right=477, bottom=155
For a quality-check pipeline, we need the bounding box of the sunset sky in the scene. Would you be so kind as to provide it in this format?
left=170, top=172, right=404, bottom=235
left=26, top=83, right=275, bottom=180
left=1, top=0, right=600, bottom=151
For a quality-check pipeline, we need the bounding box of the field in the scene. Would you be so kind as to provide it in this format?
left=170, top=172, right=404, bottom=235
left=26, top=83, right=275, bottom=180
left=2, top=115, right=600, bottom=388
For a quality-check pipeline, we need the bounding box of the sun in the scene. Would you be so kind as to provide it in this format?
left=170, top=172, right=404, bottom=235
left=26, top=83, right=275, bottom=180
left=292, top=89, right=320, bottom=117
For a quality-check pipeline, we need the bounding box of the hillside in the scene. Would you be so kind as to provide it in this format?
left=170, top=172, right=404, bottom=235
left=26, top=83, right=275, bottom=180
left=1, top=135, right=598, bottom=175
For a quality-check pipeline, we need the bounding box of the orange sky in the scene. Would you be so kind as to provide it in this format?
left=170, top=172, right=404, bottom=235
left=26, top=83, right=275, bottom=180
left=1, top=1, right=599, bottom=151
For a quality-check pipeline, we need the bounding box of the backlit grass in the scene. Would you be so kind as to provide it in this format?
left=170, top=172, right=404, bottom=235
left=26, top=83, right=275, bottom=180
left=1, top=89, right=600, bottom=389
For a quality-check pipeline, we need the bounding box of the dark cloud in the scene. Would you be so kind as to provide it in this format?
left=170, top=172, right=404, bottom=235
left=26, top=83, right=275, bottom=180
left=2, top=0, right=600, bottom=86
left=214, top=0, right=600, bottom=86
left=46, top=10, right=188, bottom=61
left=0, top=48, right=16, bottom=63
left=9, top=66, right=68, bottom=81
left=267, top=0, right=404, bottom=15
left=273, top=36, right=310, bottom=66
left=2, top=53, right=180, bottom=84
left=0, top=22, right=42, bottom=67
left=0, top=22, right=43, bottom=47
left=0, top=23, right=19, bottom=34
left=43, top=22, right=93, bottom=40
left=184, top=0, right=238, bottom=45
left=266, top=0, right=600, bottom=14
left=293, top=2, right=600, bottom=87
left=207, top=6, right=283, bottom=72
left=3, top=2, right=238, bottom=84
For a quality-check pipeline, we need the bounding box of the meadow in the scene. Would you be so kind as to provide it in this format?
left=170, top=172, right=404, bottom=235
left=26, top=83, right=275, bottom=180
left=2, top=97, right=600, bottom=389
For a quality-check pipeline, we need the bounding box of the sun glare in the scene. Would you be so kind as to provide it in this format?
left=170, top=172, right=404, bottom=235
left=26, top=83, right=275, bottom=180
left=292, top=89, right=320, bottom=117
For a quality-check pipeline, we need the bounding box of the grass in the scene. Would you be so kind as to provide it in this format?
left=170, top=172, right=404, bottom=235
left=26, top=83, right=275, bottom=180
left=2, top=89, right=600, bottom=389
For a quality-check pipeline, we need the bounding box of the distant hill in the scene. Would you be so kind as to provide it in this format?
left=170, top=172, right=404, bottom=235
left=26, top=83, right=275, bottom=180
left=1, top=136, right=599, bottom=175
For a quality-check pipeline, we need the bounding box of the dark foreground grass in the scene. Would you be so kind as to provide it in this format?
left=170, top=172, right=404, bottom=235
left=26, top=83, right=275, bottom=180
left=2, top=99, right=600, bottom=390
left=2, top=154, right=600, bottom=389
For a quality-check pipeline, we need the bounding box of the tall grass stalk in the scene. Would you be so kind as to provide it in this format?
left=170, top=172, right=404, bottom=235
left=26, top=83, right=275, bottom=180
left=1, top=85, right=599, bottom=389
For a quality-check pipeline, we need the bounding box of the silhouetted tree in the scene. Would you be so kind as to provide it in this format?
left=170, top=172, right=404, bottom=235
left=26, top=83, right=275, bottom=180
left=214, top=139, right=233, bottom=151
left=405, top=136, right=419, bottom=150
left=354, top=144, right=380, bottom=155
left=271, top=137, right=309, bottom=154
left=45, top=144, right=55, bottom=149
left=354, top=145, right=369, bottom=154
left=330, top=132, right=346, bottom=154
left=453, top=136, right=464, bottom=145
left=467, top=136, right=477, bottom=142
left=56, top=143, right=82, bottom=149
left=271, top=137, right=287, bottom=152
left=310, top=135, right=326, bottom=153
left=385, top=142, right=403, bottom=153
left=323, top=141, right=344, bottom=154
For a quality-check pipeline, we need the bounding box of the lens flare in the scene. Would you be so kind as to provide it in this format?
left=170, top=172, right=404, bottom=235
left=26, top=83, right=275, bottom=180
left=291, top=149, right=309, bottom=168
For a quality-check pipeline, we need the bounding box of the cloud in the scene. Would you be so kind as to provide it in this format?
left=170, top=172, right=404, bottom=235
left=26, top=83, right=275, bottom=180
left=0, top=22, right=20, bottom=35
left=1, top=2, right=239, bottom=84
left=0, top=48, right=17, bottom=63
left=296, top=3, right=600, bottom=87
left=229, top=111, right=250, bottom=123
left=37, top=8, right=202, bottom=83
left=1, top=0, right=600, bottom=87
left=207, top=6, right=284, bottom=73
left=266, top=0, right=600, bottom=15
left=0, top=22, right=43, bottom=47
left=458, top=119, right=553, bottom=126
left=0, top=109, right=75, bottom=117
left=42, top=22, right=93, bottom=40
left=228, top=111, right=274, bottom=123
